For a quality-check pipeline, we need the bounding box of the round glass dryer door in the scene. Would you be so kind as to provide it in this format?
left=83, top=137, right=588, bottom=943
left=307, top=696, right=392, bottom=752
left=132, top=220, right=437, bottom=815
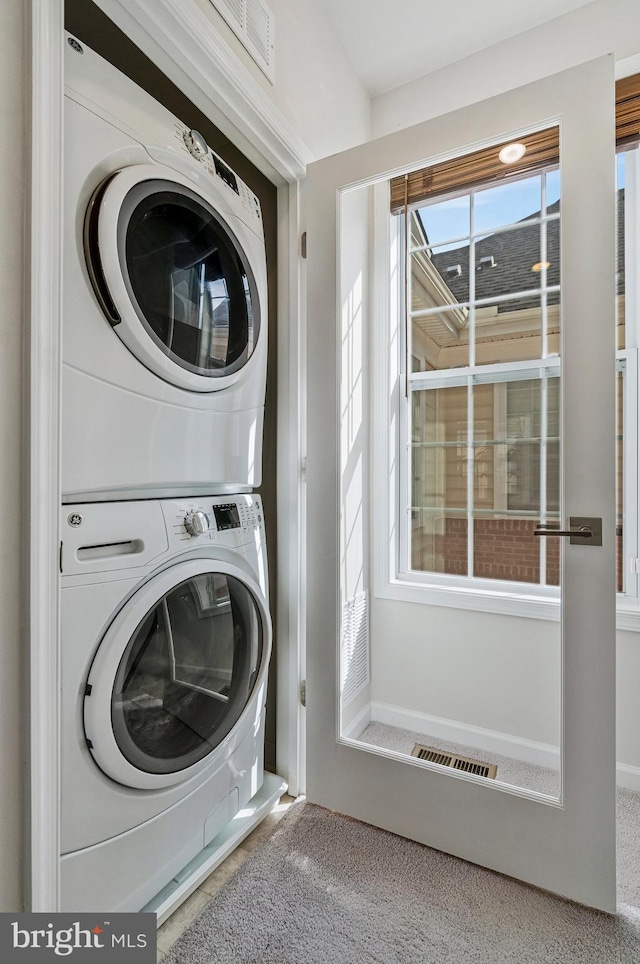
left=84, top=560, right=270, bottom=790
left=85, top=165, right=262, bottom=393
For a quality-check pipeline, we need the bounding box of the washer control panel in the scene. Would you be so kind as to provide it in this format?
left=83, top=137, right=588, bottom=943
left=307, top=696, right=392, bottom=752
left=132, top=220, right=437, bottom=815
left=163, top=494, right=264, bottom=546
left=183, top=509, right=210, bottom=536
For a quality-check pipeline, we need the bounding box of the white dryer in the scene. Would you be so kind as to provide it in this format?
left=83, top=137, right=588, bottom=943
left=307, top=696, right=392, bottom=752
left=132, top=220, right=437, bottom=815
left=60, top=494, right=271, bottom=912
left=62, top=33, right=268, bottom=501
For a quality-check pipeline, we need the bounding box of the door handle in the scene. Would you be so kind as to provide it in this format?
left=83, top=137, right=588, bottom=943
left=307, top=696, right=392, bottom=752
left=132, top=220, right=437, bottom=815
left=534, top=526, right=592, bottom=538
left=534, top=517, right=602, bottom=546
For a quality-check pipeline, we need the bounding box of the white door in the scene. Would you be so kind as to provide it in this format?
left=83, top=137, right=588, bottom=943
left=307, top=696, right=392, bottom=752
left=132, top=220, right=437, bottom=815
left=305, top=57, right=617, bottom=910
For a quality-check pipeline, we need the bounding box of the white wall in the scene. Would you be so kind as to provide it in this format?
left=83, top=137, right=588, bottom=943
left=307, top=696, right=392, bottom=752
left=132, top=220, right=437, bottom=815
left=0, top=0, right=26, bottom=912
left=370, top=601, right=561, bottom=748
left=372, top=0, right=640, bottom=137
left=365, top=0, right=640, bottom=775
left=192, top=0, right=371, bottom=158
left=616, top=631, right=640, bottom=766
left=369, top=601, right=640, bottom=773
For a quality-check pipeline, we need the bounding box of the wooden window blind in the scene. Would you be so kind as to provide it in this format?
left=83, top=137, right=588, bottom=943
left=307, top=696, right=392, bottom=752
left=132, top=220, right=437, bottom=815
left=390, top=73, right=640, bottom=213
left=617, top=73, right=640, bottom=146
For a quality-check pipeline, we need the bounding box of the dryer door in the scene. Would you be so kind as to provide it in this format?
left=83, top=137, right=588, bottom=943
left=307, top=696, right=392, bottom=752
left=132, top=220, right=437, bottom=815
left=84, top=558, right=271, bottom=790
left=85, top=164, right=263, bottom=393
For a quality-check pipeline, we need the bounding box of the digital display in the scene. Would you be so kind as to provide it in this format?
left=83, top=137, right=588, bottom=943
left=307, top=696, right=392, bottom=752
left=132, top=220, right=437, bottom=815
left=213, top=503, right=241, bottom=530
left=213, top=157, right=239, bottom=195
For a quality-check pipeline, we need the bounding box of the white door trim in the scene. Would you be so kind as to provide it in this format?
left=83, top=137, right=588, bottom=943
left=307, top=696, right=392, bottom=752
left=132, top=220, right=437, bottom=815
left=28, top=0, right=64, bottom=911
left=30, top=0, right=308, bottom=909
left=93, top=0, right=312, bottom=182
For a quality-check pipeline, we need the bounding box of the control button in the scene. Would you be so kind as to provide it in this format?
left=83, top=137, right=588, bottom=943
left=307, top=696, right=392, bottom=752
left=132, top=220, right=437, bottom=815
left=183, top=129, right=208, bottom=161
left=184, top=510, right=210, bottom=536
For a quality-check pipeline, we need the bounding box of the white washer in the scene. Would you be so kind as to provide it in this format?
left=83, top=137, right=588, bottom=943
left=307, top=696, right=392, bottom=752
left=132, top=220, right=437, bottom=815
left=60, top=494, right=271, bottom=912
left=62, top=33, right=268, bottom=502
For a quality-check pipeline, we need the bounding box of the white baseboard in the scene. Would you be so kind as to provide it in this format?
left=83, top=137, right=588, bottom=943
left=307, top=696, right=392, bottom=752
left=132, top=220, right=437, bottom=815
left=369, top=702, right=640, bottom=790
left=370, top=701, right=560, bottom=770
left=616, top=763, right=640, bottom=792
left=342, top=703, right=372, bottom=741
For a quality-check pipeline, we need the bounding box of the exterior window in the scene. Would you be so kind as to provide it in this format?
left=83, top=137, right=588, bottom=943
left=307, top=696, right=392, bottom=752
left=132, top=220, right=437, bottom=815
left=395, top=152, right=633, bottom=598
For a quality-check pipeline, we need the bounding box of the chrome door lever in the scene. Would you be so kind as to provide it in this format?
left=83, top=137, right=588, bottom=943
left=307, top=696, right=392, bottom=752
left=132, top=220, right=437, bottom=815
left=534, top=517, right=602, bottom=546
left=534, top=526, right=592, bottom=538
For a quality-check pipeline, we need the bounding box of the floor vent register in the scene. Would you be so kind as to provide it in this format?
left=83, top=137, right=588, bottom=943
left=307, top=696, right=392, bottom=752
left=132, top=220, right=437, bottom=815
left=411, top=744, right=498, bottom=780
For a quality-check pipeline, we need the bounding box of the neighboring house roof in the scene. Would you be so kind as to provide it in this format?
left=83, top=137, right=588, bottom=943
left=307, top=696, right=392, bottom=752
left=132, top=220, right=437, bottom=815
left=426, top=191, right=624, bottom=313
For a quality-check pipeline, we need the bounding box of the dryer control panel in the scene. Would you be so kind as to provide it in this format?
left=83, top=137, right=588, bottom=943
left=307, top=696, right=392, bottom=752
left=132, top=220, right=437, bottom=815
left=172, top=122, right=263, bottom=229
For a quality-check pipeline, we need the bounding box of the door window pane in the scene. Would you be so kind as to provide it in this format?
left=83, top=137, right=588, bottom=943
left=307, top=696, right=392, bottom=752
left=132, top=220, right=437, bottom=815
left=406, top=154, right=563, bottom=589
left=416, top=195, right=470, bottom=247
left=409, top=167, right=560, bottom=372
left=615, top=150, right=627, bottom=593
left=411, top=510, right=468, bottom=576
left=411, top=385, right=468, bottom=504
left=410, top=375, right=559, bottom=587
left=474, top=224, right=543, bottom=302
left=617, top=368, right=624, bottom=593
left=474, top=175, right=542, bottom=233
left=475, top=296, right=546, bottom=366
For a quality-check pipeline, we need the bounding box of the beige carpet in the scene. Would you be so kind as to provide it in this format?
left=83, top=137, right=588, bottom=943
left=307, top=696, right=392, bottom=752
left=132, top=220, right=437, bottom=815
left=163, top=801, right=640, bottom=964
left=357, top=720, right=640, bottom=908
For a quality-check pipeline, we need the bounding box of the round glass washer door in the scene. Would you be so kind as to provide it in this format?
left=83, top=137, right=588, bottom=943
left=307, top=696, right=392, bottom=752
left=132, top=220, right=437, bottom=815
left=84, top=559, right=271, bottom=790
left=84, top=164, right=263, bottom=393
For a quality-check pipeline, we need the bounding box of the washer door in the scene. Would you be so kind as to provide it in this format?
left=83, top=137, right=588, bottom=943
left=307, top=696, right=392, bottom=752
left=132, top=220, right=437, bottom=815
left=84, top=559, right=270, bottom=790
left=84, top=164, right=262, bottom=393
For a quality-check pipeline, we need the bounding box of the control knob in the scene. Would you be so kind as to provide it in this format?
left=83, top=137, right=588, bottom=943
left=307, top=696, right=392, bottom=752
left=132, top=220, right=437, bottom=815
left=183, top=129, right=208, bottom=161
left=184, top=510, right=210, bottom=536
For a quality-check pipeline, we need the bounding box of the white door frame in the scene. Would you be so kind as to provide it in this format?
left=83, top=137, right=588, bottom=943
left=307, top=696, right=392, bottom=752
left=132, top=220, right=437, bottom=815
left=28, top=0, right=309, bottom=910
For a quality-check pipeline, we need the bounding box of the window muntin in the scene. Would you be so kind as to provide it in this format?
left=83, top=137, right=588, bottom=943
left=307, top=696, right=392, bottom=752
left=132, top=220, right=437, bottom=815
left=398, top=146, right=634, bottom=599
left=404, top=165, right=563, bottom=588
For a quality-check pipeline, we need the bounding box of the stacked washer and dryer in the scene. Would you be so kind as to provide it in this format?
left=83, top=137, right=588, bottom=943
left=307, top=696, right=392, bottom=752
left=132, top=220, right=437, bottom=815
left=60, top=33, right=273, bottom=912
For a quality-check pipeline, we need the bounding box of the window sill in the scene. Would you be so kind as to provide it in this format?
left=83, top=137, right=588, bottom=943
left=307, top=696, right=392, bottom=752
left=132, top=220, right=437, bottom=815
left=378, top=578, right=640, bottom=631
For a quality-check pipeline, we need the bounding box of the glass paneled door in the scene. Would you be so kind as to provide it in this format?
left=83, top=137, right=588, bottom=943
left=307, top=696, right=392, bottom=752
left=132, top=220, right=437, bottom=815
left=305, top=57, right=616, bottom=910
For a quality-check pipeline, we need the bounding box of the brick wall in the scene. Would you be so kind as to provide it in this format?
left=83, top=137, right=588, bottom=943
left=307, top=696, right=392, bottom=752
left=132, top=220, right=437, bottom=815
left=414, top=517, right=622, bottom=590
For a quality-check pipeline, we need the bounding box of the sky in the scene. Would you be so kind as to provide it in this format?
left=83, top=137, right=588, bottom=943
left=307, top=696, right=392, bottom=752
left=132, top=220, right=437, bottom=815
left=418, top=158, right=624, bottom=253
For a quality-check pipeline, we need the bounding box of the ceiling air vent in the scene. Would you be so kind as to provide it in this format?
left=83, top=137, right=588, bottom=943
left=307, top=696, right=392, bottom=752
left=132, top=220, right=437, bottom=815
left=208, top=0, right=275, bottom=83
left=411, top=744, right=497, bottom=780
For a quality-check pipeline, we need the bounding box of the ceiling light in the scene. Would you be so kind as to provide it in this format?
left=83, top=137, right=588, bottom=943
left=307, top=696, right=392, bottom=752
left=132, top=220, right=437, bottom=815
left=531, top=261, right=551, bottom=272
left=498, top=142, right=527, bottom=165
